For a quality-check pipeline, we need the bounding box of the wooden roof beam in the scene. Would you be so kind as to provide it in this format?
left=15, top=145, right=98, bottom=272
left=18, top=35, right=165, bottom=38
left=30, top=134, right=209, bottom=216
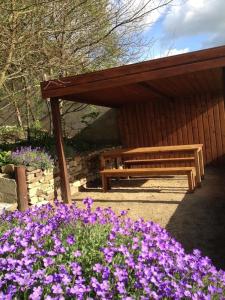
left=41, top=45, right=225, bottom=99
left=61, top=95, right=120, bottom=108
left=139, top=82, right=173, bottom=100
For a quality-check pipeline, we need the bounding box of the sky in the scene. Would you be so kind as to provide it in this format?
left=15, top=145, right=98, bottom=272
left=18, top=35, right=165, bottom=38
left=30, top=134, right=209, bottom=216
left=143, top=0, right=225, bottom=58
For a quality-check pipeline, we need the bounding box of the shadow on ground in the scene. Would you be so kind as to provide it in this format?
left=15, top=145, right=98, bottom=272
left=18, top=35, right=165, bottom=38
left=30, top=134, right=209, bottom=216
left=73, top=166, right=225, bottom=270
left=165, top=166, right=225, bottom=270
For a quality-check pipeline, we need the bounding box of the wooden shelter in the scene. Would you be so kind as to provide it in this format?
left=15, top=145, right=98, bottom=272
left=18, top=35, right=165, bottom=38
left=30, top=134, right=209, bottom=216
left=41, top=45, right=225, bottom=202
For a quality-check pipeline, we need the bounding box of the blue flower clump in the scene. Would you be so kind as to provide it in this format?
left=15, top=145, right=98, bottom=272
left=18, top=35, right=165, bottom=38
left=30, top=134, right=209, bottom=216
left=0, top=200, right=225, bottom=299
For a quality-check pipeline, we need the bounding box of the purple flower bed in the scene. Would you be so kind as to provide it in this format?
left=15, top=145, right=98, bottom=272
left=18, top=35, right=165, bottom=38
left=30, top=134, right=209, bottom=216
left=0, top=199, right=225, bottom=299
left=11, top=146, right=54, bottom=170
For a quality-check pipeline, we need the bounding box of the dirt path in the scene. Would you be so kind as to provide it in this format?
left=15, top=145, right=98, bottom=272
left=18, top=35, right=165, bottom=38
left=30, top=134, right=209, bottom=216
left=73, top=166, right=225, bottom=270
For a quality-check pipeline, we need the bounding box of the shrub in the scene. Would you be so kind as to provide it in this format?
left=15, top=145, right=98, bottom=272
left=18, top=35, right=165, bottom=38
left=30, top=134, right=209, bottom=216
left=0, top=126, right=24, bottom=143
left=10, top=146, right=54, bottom=170
left=0, top=150, right=12, bottom=167
left=0, top=200, right=225, bottom=299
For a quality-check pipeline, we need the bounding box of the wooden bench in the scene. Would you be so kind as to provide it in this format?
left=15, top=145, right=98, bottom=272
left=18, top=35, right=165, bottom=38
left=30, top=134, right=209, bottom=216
left=100, top=167, right=196, bottom=193
left=124, top=157, right=195, bottom=166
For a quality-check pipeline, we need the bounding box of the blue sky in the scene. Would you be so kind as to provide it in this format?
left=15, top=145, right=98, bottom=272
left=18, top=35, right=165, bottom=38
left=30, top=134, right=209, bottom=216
left=143, top=0, right=225, bottom=58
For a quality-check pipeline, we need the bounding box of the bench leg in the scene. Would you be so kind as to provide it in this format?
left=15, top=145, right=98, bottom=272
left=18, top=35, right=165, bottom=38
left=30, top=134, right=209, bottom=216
left=187, top=172, right=195, bottom=193
left=102, top=175, right=109, bottom=192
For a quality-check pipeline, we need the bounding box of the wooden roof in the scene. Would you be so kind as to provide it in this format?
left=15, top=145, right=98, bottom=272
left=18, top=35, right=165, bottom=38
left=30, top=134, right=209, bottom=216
left=41, top=45, right=225, bottom=107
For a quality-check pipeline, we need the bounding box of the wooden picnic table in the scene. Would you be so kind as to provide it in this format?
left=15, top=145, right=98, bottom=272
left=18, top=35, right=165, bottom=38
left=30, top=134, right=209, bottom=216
left=100, top=144, right=204, bottom=186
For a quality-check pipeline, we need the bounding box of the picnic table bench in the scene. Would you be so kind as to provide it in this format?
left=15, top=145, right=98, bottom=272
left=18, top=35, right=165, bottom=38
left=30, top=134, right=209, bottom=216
left=100, top=167, right=196, bottom=192
left=100, top=144, right=204, bottom=192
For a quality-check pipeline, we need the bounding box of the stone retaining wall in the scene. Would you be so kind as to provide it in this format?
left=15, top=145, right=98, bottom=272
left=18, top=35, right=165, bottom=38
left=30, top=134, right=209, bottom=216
left=0, top=148, right=116, bottom=207
left=26, top=149, right=105, bottom=205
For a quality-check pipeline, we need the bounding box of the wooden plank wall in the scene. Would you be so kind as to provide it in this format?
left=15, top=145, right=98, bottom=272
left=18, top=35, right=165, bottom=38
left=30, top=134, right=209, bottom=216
left=118, top=92, right=225, bottom=164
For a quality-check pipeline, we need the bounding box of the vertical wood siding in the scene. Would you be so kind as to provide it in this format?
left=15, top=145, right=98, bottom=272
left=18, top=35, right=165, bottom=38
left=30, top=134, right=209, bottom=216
left=118, top=93, right=225, bottom=164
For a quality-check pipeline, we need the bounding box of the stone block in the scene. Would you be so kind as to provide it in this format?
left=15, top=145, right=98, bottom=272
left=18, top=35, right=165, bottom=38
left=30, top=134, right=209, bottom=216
left=28, top=188, right=38, bottom=197
left=26, top=166, right=36, bottom=172
left=1, top=164, right=15, bottom=175
left=69, top=161, right=76, bottom=167
left=80, top=178, right=87, bottom=185
left=0, top=202, right=17, bottom=213
left=0, top=175, right=17, bottom=196
left=70, top=186, right=79, bottom=194
left=28, top=169, right=42, bottom=175
left=30, top=197, right=39, bottom=204
left=27, top=176, right=41, bottom=184
left=36, top=189, right=44, bottom=197
left=26, top=173, right=35, bottom=181
left=33, top=200, right=49, bottom=207
left=71, top=180, right=81, bottom=187
left=0, top=192, right=17, bottom=204
left=34, top=173, right=43, bottom=180
left=43, top=169, right=53, bottom=176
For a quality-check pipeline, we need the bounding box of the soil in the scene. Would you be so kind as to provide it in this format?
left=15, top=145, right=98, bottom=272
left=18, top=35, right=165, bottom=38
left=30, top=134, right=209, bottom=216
left=73, top=166, right=225, bottom=270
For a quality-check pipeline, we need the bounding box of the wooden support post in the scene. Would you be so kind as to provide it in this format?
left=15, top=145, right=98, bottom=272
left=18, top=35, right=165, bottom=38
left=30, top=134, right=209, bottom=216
left=50, top=98, right=72, bottom=204
left=15, top=166, right=29, bottom=211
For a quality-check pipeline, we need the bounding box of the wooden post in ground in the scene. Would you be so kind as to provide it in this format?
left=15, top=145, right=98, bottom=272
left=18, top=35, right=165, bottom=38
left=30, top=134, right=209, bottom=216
left=50, top=98, right=72, bottom=204
left=15, top=166, right=29, bottom=211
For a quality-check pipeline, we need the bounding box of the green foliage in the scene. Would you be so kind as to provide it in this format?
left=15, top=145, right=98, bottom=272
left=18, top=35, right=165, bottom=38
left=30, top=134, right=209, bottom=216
left=29, top=120, right=42, bottom=137
left=59, top=222, right=111, bottom=280
left=0, top=126, right=24, bottom=144
left=0, top=150, right=12, bottom=167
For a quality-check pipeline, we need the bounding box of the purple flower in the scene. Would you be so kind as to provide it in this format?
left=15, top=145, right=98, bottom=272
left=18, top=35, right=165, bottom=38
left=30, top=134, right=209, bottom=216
left=70, top=262, right=82, bottom=276
left=66, top=235, right=75, bottom=245
left=0, top=200, right=225, bottom=299
left=43, top=257, right=54, bottom=267
left=73, top=250, right=81, bottom=257
left=29, top=286, right=42, bottom=300
left=52, top=284, right=63, bottom=294
left=93, top=263, right=103, bottom=273
left=10, top=146, right=53, bottom=170
left=83, top=197, right=93, bottom=207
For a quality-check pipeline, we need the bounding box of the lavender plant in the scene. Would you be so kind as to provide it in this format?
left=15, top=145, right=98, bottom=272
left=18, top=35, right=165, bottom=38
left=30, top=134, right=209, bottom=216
left=0, top=199, right=225, bottom=299
left=10, top=146, right=54, bottom=170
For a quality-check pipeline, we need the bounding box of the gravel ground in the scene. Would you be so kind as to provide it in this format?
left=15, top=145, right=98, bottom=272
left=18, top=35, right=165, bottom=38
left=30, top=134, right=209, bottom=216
left=73, top=166, right=225, bottom=270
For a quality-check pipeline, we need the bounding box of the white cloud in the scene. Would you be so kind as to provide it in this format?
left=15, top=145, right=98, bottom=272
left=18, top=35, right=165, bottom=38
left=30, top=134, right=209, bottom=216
left=162, top=0, right=225, bottom=46
left=153, top=47, right=189, bottom=59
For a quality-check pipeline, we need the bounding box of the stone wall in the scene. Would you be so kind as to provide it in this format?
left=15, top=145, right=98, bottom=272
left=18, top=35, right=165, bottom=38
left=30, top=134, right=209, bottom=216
left=0, top=148, right=116, bottom=208
left=26, top=168, right=55, bottom=205
left=26, top=149, right=105, bottom=205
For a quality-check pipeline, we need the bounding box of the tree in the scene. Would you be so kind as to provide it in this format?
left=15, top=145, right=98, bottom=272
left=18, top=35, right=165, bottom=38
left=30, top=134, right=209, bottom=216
left=0, top=0, right=173, bottom=135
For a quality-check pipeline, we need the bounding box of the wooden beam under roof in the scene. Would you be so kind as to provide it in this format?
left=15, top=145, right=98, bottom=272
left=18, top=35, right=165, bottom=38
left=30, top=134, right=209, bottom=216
left=41, top=45, right=225, bottom=100
left=139, top=82, right=173, bottom=100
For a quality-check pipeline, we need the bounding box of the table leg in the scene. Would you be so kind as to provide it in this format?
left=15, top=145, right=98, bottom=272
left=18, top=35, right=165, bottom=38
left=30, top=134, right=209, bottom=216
left=194, top=150, right=201, bottom=186
left=187, top=172, right=194, bottom=193
left=102, top=175, right=109, bottom=192
left=198, top=149, right=204, bottom=179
